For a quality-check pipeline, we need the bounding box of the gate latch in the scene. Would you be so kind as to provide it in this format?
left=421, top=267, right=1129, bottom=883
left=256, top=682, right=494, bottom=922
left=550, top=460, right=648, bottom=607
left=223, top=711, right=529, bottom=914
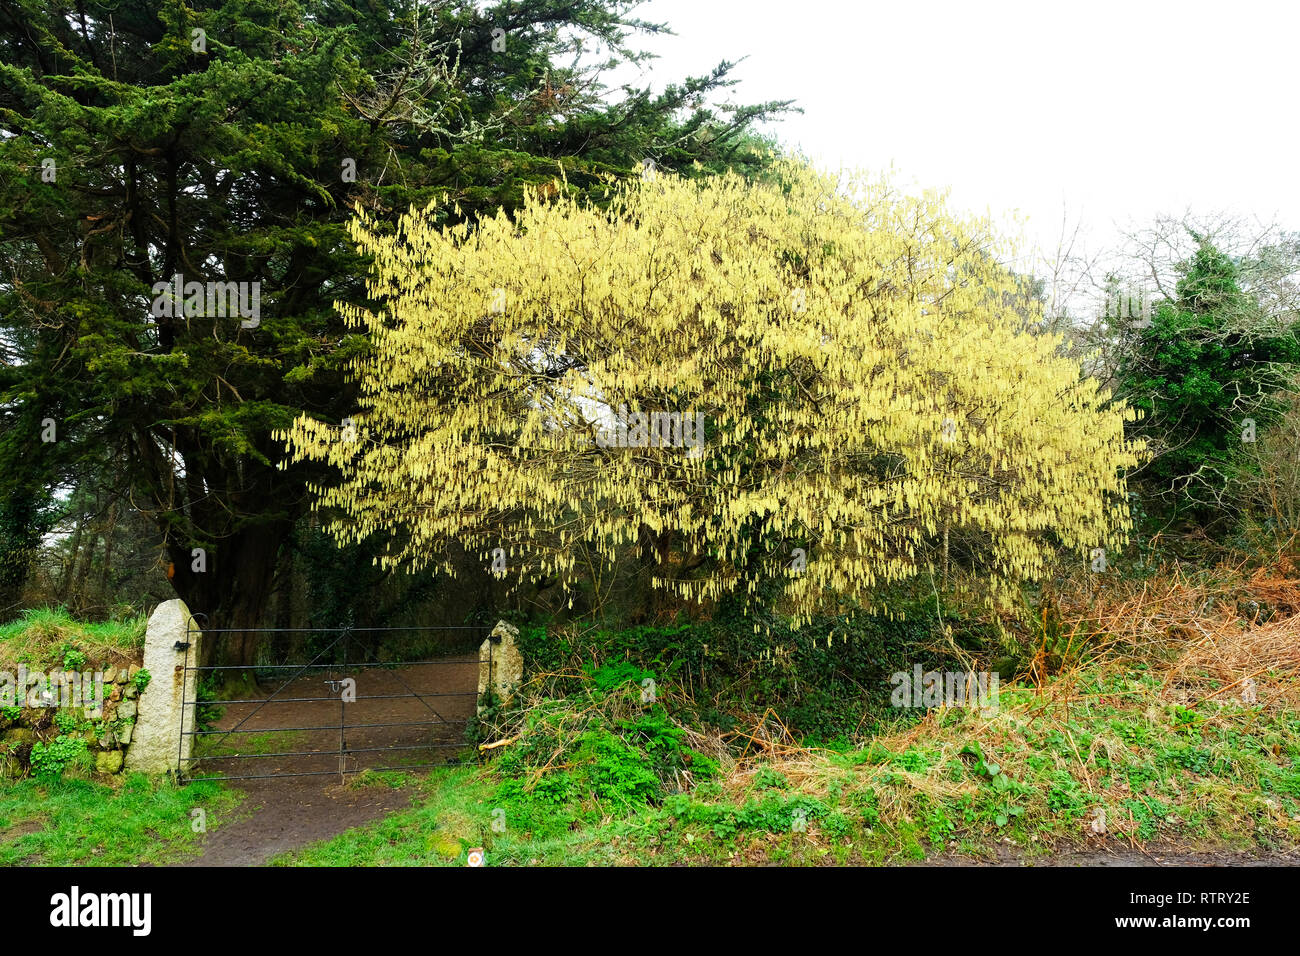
left=173, top=641, right=191, bottom=651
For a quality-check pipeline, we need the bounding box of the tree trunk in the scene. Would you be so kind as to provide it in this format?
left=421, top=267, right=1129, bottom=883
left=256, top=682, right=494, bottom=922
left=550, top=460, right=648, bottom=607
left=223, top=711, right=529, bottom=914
left=69, top=504, right=97, bottom=617
left=60, top=514, right=84, bottom=605
left=167, top=520, right=289, bottom=668
left=96, top=500, right=120, bottom=616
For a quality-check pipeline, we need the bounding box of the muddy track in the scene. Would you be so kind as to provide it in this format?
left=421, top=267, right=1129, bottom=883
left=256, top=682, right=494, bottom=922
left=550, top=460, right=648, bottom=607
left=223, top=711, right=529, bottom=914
left=914, top=841, right=1300, bottom=867
left=180, top=655, right=478, bottom=866
left=181, top=777, right=419, bottom=867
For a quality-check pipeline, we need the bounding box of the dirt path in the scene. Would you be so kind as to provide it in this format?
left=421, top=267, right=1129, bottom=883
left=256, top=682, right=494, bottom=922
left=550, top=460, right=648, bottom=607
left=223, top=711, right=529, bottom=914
left=177, top=653, right=478, bottom=866
left=181, top=777, right=417, bottom=867
left=192, top=659, right=480, bottom=778
left=915, top=841, right=1300, bottom=866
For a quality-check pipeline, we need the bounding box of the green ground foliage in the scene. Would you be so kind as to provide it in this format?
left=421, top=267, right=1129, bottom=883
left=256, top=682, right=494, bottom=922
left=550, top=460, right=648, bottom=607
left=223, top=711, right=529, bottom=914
left=273, top=659, right=1300, bottom=866
left=0, top=773, right=239, bottom=866
left=0, top=607, right=145, bottom=670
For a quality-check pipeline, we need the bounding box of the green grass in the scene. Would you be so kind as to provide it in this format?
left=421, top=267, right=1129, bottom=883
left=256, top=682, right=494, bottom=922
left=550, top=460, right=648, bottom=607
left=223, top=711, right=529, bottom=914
left=270, top=765, right=642, bottom=866
left=0, top=607, right=146, bottom=671
left=0, top=773, right=242, bottom=865
left=273, top=767, right=490, bottom=866
left=194, top=730, right=309, bottom=759
left=346, top=769, right=418, bottom=790
left=3, top=656, right=1294, bottom=868
left=271, top=662, right=1300, bottom=867
left=4, top=601, right=1298, bottom=868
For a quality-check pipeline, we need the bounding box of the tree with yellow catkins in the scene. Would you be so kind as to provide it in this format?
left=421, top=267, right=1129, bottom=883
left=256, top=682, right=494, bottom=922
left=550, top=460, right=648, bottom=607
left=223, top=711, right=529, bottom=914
left=278, top=159, right=1144, bottom=625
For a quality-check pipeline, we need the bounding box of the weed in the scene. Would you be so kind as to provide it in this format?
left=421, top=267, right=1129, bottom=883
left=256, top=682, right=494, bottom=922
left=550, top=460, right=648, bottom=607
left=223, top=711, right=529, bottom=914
left=29, top=735, right=90, bottom=779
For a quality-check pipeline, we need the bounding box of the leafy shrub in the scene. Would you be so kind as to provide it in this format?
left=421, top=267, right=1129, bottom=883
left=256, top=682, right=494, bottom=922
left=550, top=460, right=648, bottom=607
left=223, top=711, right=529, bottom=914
left=514, top=603, right=975, bottom=744
left=29, top=734, right=89, bottom=779
left=588, top=661, right=654, bottom=695
left=52, top=711, right=83, bottom=734
left=60, top=644, right=86, bottom=671
left=575, top=730, right=662, bottom=806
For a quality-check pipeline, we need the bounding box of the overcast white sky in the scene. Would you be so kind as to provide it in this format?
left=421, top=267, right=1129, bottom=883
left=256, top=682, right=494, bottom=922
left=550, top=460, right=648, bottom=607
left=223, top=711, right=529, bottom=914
left=607, top=0, right=1300, bottom=275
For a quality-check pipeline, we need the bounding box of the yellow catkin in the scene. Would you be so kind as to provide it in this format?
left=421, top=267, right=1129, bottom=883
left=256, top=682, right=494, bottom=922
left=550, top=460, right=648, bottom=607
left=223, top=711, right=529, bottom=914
left=277, top=160, right=1143, bottom=620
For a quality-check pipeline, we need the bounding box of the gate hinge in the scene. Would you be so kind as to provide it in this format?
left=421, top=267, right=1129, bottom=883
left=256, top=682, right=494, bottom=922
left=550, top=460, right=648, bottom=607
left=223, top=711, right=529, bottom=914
left=174, top=641, right=191, bottom=651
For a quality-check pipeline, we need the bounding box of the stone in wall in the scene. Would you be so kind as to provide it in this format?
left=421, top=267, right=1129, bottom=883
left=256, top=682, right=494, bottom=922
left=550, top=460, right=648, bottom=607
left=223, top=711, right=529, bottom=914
left=0, top=644, right=141, bottom=777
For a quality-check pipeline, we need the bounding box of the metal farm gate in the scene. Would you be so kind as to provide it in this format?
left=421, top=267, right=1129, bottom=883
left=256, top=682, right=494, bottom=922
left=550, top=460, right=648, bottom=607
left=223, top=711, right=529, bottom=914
left=177, top=619, right=492, bottom=782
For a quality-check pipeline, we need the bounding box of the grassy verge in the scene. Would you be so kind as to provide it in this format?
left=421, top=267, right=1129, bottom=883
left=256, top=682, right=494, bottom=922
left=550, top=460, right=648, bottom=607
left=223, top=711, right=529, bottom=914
left=0, top=773, right=242, bottom=865
left=270, top=652, right=1300, bottom=866
left=194, top=731, right=310, bottom=759
left=6, top=560, right=1300, bottom=867
left=0, top=607, right=146, bottom=671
